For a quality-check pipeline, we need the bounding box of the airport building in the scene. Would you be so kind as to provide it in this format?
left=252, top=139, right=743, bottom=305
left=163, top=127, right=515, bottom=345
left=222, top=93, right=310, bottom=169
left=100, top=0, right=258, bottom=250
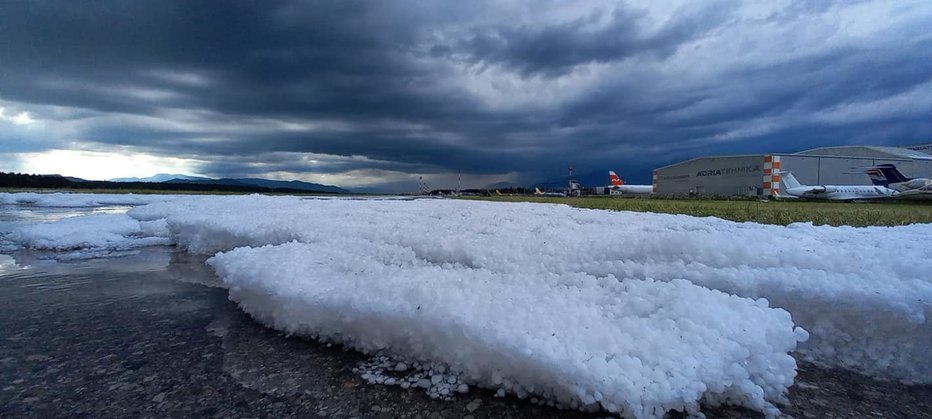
left=652, top=144, right=932, bottom=197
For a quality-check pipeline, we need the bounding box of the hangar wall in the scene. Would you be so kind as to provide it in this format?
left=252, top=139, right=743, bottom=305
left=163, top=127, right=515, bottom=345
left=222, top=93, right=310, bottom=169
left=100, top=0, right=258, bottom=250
left=653, top=155, right=767, bottom=196
left=884, top=159, right=932, bottom=179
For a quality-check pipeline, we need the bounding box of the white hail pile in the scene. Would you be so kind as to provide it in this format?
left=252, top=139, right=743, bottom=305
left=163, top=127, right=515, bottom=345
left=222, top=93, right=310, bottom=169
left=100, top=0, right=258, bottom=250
left=209, top=239, right=802, bottom=417
left=9, top=213, right=169, bottom=251
left=4, top=193, right=931, bottom=416
left=0, top=192, right=177, bottom=207
left=354, top=356, right=471, bottom=399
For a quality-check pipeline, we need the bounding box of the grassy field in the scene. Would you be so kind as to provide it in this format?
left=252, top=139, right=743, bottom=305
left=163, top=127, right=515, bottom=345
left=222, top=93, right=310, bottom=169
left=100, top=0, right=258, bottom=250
left=467, top=196, right=932, bottom=227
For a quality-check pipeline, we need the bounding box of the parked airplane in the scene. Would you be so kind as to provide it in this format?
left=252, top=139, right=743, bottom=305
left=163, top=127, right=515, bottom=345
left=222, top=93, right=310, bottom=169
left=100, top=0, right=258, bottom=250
left=534, top=187, right=566, bottom=197
left=865, top=164, right=932, bottom=192
left=864, top=164, right=932, bottom=201
left=778, top=172, right=897, bottom=201
left=607, top=171, right=652, bottom=194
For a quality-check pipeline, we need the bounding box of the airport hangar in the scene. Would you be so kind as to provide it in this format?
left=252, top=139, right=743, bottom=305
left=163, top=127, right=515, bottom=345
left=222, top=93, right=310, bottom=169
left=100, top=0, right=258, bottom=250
left=651, top=144, right=932, bottom=197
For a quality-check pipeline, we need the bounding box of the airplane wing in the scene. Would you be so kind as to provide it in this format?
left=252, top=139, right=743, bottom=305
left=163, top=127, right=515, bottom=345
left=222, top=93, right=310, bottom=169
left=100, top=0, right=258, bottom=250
left=772, top=191, right=799, bottom=199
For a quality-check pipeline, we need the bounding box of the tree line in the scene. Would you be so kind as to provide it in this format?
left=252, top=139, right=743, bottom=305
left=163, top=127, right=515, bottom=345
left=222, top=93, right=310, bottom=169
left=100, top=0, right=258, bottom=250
left=0, top=172, right=336, bottom=194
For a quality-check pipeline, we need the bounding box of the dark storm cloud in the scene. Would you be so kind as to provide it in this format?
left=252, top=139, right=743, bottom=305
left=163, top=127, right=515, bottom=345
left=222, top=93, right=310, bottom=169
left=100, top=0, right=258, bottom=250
left=0, top=0, right=930, bottom=188
left=448, top=2, right=732, bottom=77
left=86, top=124, right=560, bottom=176
left=0, top=1, right=456, bottom=118
left=191, top=153, right=416, bottom=179
left=0, top=0, right=549, bottom=182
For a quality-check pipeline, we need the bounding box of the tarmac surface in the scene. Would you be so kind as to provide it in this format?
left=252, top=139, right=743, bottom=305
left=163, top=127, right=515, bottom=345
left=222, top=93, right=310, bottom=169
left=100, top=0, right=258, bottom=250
left=1, top=248, right=930, bottom=419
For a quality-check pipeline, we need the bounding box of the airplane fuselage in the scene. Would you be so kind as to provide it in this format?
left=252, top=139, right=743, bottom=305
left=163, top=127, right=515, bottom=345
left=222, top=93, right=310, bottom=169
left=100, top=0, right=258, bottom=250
left=606, top=171, right=652, bottom=194
left=782, top=185, right=896, bottom=200
left=607, top=185, right=653, bottom=194
left=779, top=171, right=898, bottom=201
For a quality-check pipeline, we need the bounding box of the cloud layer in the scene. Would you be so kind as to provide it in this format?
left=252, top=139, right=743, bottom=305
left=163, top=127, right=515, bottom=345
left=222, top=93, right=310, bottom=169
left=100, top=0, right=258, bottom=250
left=1, top=0, right=930, bottom=189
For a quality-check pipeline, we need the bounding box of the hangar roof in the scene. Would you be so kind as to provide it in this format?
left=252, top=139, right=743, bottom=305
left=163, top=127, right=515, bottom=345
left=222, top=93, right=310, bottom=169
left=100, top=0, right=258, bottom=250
left=907, top=143, right=932, bottom=155
left=653, top=154, right=765, bottom=171
left=654, top=144, right=932, bottom=172
left=795, top=146, right=932, bottom=161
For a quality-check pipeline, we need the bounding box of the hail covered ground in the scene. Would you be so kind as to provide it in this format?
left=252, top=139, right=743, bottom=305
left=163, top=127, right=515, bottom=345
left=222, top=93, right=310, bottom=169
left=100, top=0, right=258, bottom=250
left=1, top=193, right=930, bottom=418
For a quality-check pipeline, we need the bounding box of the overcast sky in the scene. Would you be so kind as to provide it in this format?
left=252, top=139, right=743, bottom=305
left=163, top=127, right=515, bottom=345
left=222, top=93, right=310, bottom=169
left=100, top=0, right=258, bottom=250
left=1, top=0, right=930, bottom=191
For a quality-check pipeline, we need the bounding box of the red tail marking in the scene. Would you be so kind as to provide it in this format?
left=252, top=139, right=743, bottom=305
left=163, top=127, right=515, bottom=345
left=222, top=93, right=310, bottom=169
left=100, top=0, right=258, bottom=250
left=609, top=171, right=624, bottom=186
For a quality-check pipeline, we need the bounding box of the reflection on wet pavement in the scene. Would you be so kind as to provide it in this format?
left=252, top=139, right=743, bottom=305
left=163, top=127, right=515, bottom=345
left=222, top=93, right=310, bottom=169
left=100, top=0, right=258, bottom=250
left=0, top=247, right=612, bottom=418
left=0, top=205, right=131, bottom=233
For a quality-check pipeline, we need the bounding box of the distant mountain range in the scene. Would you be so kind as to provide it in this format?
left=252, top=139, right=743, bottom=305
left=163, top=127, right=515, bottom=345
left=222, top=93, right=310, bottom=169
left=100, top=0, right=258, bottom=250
left=110, top=173, right=349, bottom=194
left=111, top=174, right=211, bottom=183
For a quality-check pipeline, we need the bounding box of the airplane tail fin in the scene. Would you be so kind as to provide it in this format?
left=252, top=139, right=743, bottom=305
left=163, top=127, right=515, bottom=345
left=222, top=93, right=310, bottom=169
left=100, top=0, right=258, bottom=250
left=873, top=164, right=910, bottom=183
left=864, top=168, right=890, bottom=186
left=534, top=187, right=544, bottom=195
left=608, top=171, right=624, bottom=186
left=780, top=171, right=801, bottom=189
left=495, top=189, right=503, bottom=196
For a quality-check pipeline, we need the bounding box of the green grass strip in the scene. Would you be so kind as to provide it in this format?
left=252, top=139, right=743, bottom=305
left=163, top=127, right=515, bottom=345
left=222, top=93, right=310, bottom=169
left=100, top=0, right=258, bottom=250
left=465, top=196, right=932, bottom=227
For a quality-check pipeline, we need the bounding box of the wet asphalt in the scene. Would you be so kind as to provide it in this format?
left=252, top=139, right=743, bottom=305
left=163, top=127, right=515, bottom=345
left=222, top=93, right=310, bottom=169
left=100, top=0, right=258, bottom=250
left=1, top=248, right=929, bottom=419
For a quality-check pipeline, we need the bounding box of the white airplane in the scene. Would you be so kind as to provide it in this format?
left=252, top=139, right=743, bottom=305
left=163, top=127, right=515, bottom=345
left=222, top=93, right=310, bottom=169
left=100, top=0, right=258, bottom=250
left=607, top=171, right=652, bottom=194
left=778, top=172, right=897, bottom=201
